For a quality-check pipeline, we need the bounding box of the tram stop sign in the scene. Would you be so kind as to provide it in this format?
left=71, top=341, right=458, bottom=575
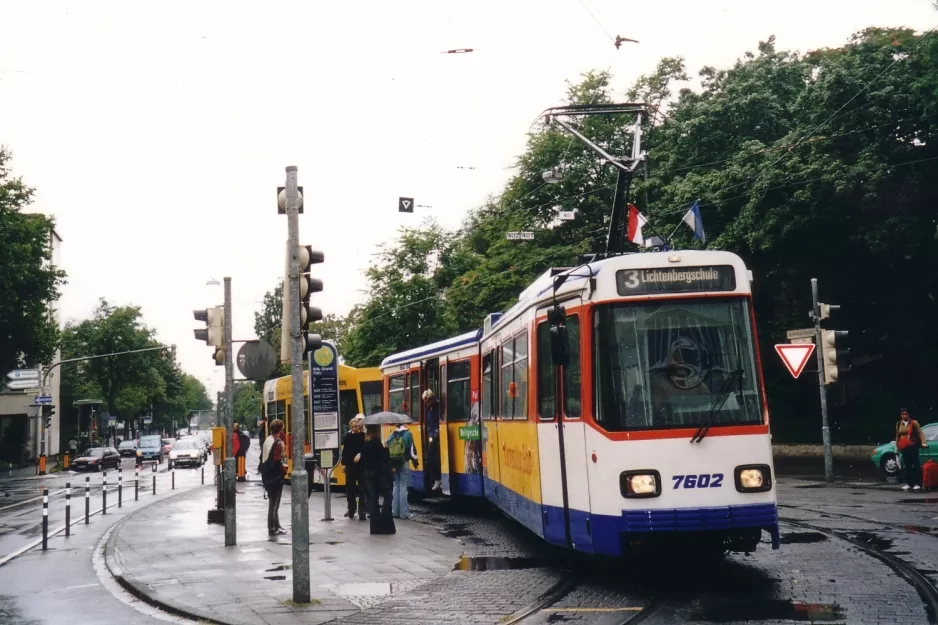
left=236, top=340, right=278, bottom=381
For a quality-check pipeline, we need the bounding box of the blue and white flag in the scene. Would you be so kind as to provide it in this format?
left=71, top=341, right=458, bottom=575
left=681, top=200, right=705, bottom=242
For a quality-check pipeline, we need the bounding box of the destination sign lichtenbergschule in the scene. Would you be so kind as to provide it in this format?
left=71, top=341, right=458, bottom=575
left=615, top=265, right=736, bottom=296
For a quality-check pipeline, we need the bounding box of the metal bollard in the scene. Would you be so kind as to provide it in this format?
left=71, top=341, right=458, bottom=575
left=223, top=457, right=236, bottom=546
left=102, top=471, right=107, bottom=515
left=118, top=465, right=123, bottom=507
left=65, top=482, right=71, bottom=537
left=322, top=467, right=334, bottom=522
left=172, top=466, right=175, bottom=490
left=201, top=464, right=205, bottom=485
left=41, top=488, right=49, bottom=551
left=85, top=476, right=90, bottom=524
left=135, top=465, right=139, bottom=501
left=152, top=462, right=156, bottom=495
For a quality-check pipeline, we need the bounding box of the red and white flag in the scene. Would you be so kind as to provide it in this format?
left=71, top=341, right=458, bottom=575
left=626, top=204, right=647, bottom=245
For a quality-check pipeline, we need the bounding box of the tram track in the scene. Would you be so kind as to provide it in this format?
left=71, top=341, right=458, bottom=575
left=780, top=517, right=938, bottom=620
left=778, top=502, right=938, bottom=541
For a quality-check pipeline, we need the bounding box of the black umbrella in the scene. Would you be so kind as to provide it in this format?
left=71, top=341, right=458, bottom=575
left=363, top=411, right=413, bottom=425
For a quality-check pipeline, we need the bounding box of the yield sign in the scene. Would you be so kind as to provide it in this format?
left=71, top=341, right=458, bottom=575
left=774, top=343, right=816, bottom=379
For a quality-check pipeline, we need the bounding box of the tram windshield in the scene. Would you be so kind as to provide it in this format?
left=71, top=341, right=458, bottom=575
left=593, top=297, right=763, bottom=431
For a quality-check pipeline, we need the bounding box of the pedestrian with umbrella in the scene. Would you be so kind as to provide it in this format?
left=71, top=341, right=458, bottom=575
left=361, top=412, right=412, bottom=535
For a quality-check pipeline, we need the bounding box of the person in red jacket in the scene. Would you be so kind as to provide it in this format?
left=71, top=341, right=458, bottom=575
left=231, top=423, right=241, bottom=458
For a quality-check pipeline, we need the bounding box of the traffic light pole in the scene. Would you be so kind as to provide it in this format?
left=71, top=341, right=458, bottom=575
left=285, top=166, right=311, bottom=603
left=811, top=278, right=834, bottom=483
left=223, top=277, right=237, bottom=546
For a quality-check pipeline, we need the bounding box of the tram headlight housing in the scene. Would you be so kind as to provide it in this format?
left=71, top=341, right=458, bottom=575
left=735, top=464, right=772, bottom=493
left=620, top=470, right=661, bottom=498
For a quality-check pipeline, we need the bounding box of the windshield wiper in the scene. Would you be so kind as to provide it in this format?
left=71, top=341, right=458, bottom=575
left=690, top=368, right=744, bottom=444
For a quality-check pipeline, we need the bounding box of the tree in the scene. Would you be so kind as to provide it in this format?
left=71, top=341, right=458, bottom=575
left=253, top=280, right=351, bottom=375
left=0, top=146, right=67, bottom=377
left=343, top=220, right=463, bottom=367
left=233, top=381, right=262, bottom=425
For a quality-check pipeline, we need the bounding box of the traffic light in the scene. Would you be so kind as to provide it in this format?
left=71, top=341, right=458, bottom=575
left=194, top=307, right=225, bottom=365
left=299, top=245, right=325, bottom=355
left=42, top=404, right=55, bottom=429
left=821, top=329, right=850, bottom=384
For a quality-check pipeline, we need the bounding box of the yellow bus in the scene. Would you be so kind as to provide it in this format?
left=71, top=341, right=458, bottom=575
left=262, top=364, right=383, bottom=487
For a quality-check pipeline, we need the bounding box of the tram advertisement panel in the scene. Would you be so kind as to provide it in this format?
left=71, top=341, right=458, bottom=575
left=616, top=265, right=736, bottom=296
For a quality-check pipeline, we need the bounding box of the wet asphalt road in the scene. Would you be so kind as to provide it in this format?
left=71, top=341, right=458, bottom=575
left=0, top=459, right=935, bottom=625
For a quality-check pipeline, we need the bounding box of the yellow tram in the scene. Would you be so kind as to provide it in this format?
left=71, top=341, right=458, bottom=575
left=262, top=364, right=383, bottom=486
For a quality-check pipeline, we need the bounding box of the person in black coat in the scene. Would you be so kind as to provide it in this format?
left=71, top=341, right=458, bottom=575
left=361, top=424, right=395, bottom=535
left=341, top=415, right=367, bottom=519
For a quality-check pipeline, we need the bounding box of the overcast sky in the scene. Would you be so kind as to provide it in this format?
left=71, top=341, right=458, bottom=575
left=1, top=0, right=934, bottom=399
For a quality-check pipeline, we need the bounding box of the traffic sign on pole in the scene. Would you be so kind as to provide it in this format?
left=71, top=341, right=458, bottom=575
left=775, top=344, right=816, bottom=379
left=34, top=394, right=53, bottom=404
left=398, top=197, right=414, bottom=213
left=6, top=379, right=40, bottom=390
left=7, top=369, right=39, bottom=381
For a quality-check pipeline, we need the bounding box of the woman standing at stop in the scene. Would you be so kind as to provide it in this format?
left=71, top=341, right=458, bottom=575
left=896, top=407, right=928, bottom=491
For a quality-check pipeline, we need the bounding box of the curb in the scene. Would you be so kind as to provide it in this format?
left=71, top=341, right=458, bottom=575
left=103, top=487, right=252, bottom=625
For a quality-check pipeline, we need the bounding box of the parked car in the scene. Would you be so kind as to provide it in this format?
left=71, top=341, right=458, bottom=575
left=137, top=434, right=164, bottom=464
left=168, top=439, right=204, bottom=469
left=871, top=422, right=938, bottom=476
left=72, top=447, right=121, bottom=472
left=117, top=440, right=137, bottom=457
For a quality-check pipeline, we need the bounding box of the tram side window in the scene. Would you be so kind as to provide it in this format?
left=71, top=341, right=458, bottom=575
left=447, top=360, right=472, bottom=422
left=360, top=381, right=383, bottom=415
left=513, top=332, right=528, bottom=420
left=410, top=372, right=420, bottom=421
left=481, top=352, right=494, bottom=420
left=388, top=375, right=407, bottom=414
left=537, top=316, right=582, bottom=419
left=500, top=341, right=515, bottom=418
left=339, top=389, right=358, bottom=436
left=267, top=400, right=286, bottom=422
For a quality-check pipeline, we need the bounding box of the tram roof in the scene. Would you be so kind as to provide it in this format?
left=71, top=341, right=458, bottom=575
left=380, top=328, right=483, bottom=368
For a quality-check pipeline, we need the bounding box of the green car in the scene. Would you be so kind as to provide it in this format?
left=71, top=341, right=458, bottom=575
left=871, top=422, right=938, bottom=477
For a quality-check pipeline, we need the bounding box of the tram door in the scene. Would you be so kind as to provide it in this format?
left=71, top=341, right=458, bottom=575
left=538, top=305, right=593, bottom=551
left=438, top=361, right=451, bottom=495
left=421, top=359, right=448, bottom=493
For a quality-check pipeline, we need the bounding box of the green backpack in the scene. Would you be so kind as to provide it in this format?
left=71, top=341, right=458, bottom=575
left=388, top=432, right=407, bottom=466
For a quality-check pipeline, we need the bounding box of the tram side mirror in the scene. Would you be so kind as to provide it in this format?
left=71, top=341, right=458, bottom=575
left=550, top=325, right=569, bottom=367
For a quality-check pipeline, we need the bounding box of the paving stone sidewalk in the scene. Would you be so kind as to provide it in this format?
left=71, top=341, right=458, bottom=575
left=105, top=478, right=465, bottom=625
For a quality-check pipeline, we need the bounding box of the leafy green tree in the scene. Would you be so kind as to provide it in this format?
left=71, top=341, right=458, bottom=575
left=233, top=381, right=262, bottom=425
left=0, top=147, right=67, bottom=377
left=253, top=281, right=350, bottom=377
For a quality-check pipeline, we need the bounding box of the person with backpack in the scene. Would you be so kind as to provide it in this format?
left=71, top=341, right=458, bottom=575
left=387, top=424, right=419, bottom=520
left=896, top=407, right=928, bottom=491
left=260, top=419, right=287, bottom=535
left=235, top=424, right=250, bottom=482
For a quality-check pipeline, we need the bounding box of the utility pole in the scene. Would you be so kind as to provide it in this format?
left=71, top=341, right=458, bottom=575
left=284, top=166, right=311, bottom=603
left=223, top=277, right=237, bottom=545
left=811, top=278, right=833, bottom=483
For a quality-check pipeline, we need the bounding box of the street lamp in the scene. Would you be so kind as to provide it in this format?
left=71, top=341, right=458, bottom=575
left=542, top=168, right=564, bottom=184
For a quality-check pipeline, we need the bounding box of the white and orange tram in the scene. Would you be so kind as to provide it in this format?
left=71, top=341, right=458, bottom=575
left=380, top=249, right=779, bottom=556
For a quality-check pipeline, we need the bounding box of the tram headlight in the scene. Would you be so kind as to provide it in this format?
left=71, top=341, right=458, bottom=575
left=735, top=464, right=772, bottom=493
left=620, top=470, right=661, bottom=498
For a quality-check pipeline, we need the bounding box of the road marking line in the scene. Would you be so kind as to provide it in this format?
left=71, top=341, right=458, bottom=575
left=543, top=607, right=644, bottom=612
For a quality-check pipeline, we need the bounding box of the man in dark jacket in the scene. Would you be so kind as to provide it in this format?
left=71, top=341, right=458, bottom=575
left=341, top=415, right=367, bottom=519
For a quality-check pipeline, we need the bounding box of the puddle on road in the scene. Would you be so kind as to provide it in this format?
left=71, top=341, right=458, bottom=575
left=898, top=498, right=938, bottom=504
left=794, top=484, right=827, bottom=489
left=849, top=532, right=893, bottom=551
left=780, top=532, right=828, bottom=544
left=439, top=523, right=472, bottom=538
left=546, top=614, right=576, bottom=623
left=453, top=556, right=548, bottom=571
left=265, top=564, right=292, bottom=572
left=264, top=575, right=287, bottom=581
left=325, top=540, right=343, bottom=545
left=904, top=525, right=937, bottom=535
left=697, top=600, right=843, bottom=622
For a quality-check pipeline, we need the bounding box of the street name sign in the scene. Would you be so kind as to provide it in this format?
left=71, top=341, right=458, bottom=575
left=6, top=379, right=40, bottom=390
left=775, top=344, right=815, bottom=379
left=506, top=232, right=535, bottom=240
left=786, top=328, right=816, bottom=340
left=7, top=369, right=39, bottom=381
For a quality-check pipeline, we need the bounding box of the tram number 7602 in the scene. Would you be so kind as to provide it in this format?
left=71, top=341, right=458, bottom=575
left=672, top=473, right=724, bottom=489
